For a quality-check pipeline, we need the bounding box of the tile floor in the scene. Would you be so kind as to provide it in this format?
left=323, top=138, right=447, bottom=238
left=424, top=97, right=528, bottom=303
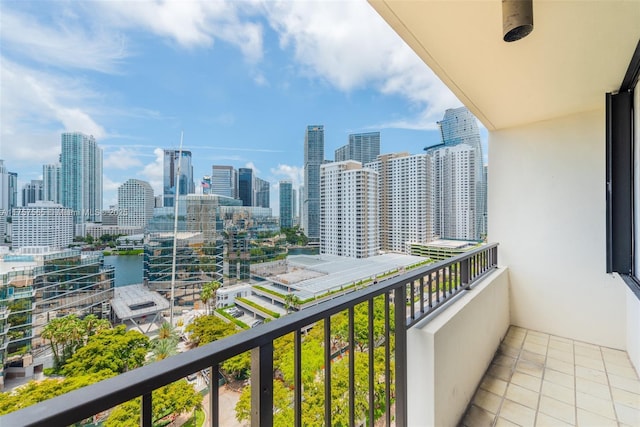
left=460, top=326, right=640, bottom=427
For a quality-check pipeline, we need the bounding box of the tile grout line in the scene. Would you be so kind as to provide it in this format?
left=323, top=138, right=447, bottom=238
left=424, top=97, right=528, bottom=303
left=601, top=344, right=620, bottom=425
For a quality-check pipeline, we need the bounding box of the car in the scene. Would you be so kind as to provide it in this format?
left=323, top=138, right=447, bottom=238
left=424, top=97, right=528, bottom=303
left=251, top=320, right=263, bottom=328
left=187, top=373, right=197, bottom=382
left=232, top=310, right=244, bottom=318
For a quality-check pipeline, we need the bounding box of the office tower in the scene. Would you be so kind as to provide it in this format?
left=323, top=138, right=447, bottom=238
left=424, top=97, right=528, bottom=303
left=0, top=160, right=8, bottom=213
left=201, top=176, right=212, bottom=195
left=118, top=179, right=155, bottom=228
left=102, top=209, right=118, bottom=226
left=254, top=177, right=270, bottom=209
left=8, top=172, right=18, bottom=213
left=43, top=164, right=61, bottom=203
left=279, top=181, right=293, bottom=229
left=60, top=132, right=103, bottom=224
left=367, top=153, right=435, bottom=253
left=163, top=149, right=194, bottom=208
left=21, top=180, right=44, bottom=206
left=12, top=202, right=74, bottom=249
left=211, top=165, right=237, bottom=198
left=335, top=132, right=381, bottom=164
left=320, top=161, right=379, bottom=258
left=425, top=107, right=484, bottom=241
left=238, top=168, right=254, bottom=206
left=303, top=125, right=324, bottom=241
left=292, top=188, right=298, bottom=225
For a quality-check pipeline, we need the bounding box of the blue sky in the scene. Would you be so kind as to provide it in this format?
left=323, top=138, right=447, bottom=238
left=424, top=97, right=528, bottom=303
left=0, top=0, right=482, bottom=213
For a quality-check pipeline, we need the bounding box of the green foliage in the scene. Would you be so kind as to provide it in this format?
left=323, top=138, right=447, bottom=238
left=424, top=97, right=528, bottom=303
left=235, top=297, right=280, bottom=318
left=281, top=226, right=308, bottom=246
left=216, top=309, right=249, bottom=329
left=200, top=281, right=221, bottom=315
left=236, top=380, right=294, bottom=425
left=150, top=338, right=178, bottom=362
left=62, top=325, right=149, bottom=376
left=104, top=380, right=202, bottom=427
left=185, top=315, right=236, bottom=347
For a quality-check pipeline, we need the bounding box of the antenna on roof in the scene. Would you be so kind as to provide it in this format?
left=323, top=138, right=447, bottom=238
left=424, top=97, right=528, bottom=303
left=169, top=132, right=183, bottom=327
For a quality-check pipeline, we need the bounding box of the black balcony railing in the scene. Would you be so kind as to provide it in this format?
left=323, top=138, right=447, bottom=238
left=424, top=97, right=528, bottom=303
left=2, top=243, right=498, bottom=427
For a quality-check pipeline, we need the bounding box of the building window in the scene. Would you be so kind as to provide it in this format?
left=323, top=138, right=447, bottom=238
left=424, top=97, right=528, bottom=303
left=606, top=39, right=640, bottom=296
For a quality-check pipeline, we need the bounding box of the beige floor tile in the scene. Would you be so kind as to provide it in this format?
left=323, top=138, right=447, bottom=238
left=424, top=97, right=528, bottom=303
left=574, top=341, right=600, bottom=351
left=575, top=377, right=612, bottom=400
left=602, top=352, right=635, bottom=369
left=505, top=383, right=539, bottom=409
left=546, top=357, right=574, bottom=376
left=601, top=346, right=631, bottom=362
left=574, top=365, right=608, bottom=385
left=473, top=388, right=504, bottom=415
left=605, top=361, right=639, bottom=379
left=489, top=363, right=515, bottom=382
left=521, top=350, right=546, bottom=365
left=574, top=354, right=605, bottom=372
left=538, top=395, right=575, bottom=424
left=516, top=359, right=544, bottom=378
left=548, top=340, right=573, bottom=353
left=525, top=334, right=549, bottom=347
left=611, top=386, right=640, bottom=409
left=614, top=401, right=640, bottom=426
left=576, top=408, right=618, bottom=427
left=505, top=336, right=525, bottom=348
left=499, top=342, right=521, bottom=358
left=511, top=371, right=542, bottom=393
left=523, top=341, right=548, bottom=356
left=609, top=373, right=640, bottom=394
left=544, top=369, right=574, bottom=389
left=535, top=412, right=574, bottom=427
left=481, top=375, right=509, bottom=397
left=541, top=380, right=574, bottom=405
left=547, top=334, right=572, bottom=344
left=576, top=391, right=616, bottom=420
left=574, top=345, right=602, bottom=359
left=527, top=330, right=550, bottom=340
left=547, top=348, right=574, bottom=363
left=462, top=404, right=495, bottom=427
left=495, top=354, right=517, bottom=369
left=495, top=417, right=520, bottom=427
left=500, top=399, right=536, bottom=427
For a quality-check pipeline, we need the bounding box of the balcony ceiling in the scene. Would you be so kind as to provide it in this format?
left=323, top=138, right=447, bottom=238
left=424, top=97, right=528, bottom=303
left=369, top=0, right=640, bottom=130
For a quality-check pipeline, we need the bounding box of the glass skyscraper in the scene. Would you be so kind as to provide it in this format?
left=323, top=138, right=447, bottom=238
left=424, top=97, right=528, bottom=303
left=335, top=131, right=381, bottom=164
left=163, top=149, right=194, bottom=208
left=303, top=125, right=324, bottom=241
left=279, top=180, right=293, bottom=229
left=211, top=165, right=237, bottom=198
left=43, top=164, right=61, bottom=203
left=60, top=132, right=103, bottom=224
left=254, top=177, right=270, bottom=209
left=238, top=168, right=254, bottom=206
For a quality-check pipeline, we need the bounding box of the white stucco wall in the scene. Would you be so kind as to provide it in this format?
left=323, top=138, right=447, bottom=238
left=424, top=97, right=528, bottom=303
left=626, top=284, right=640, bottom=374
left=407, top=267, right=510, bottom=427
left=488, top=109, right=627, bottom=349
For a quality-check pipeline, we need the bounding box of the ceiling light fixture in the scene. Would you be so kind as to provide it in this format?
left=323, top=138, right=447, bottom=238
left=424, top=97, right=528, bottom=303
left=502, top=0, right=534, bottom=42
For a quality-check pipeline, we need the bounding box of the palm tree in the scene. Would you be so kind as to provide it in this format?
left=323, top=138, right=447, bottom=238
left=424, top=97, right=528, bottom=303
left=150, top=338, right=178, bottom=361
left=157, top=321, right=178, bottom=341
left=200, top=281, right=221, bottom=315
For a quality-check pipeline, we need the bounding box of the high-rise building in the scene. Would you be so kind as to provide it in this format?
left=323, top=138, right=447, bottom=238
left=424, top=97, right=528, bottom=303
left=8, top=172, right=18, bottom=213
left=303, top=125, right=324, bottom=241
left=60, top=132, right=103, bottom=224
left=321, top=161, right=379, bottom=258
left=238, top=168, right=254, bottom=206
left=201, top=176, right=212, bottom=195
left=292, top=188, right=298, bottom=225
left=298, top=184, right=304, bottom=228
left=425, top=107, right=484, bottom=241
left=21, top=180, right=44, bottom=207
left=211, top=165, right=237, bottom=198
left=118, top=179, right=155, bottom=228
left=335, top=132, right=381, bottom=164
left=0, top=160, right=9, bottom=213
left=279, top=181, right=293, bottom=229
left=43, top=164, right=61, bottom=203
left=12, top=202, right=74, bottom=249
left=163, top=149, right=194, bottom=208
left=254, top=177, right=270, bottom=209
left=366, top=153, right=435, bottom=253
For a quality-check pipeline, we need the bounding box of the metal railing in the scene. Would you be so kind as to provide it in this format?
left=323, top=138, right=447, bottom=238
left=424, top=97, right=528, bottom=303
left=1, top=243, right=498, bottom=427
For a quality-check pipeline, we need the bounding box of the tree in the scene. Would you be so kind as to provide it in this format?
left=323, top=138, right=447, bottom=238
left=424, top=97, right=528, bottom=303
left=105, top=380, right=202, bottom=427
left=150, top=338, right=178, bottom=362
left=283, top=293, right=301, bottom=314
left=185, top=315, right=235, bottom=347
left=62, top=325, right=149, bottom=376
left=200, top=281, right=221, bottom=314
left=156, top=321, right=178, bottom=341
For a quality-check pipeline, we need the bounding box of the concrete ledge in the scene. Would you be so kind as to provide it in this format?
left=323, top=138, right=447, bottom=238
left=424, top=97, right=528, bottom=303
left=407, top=267, right=510, bottom=427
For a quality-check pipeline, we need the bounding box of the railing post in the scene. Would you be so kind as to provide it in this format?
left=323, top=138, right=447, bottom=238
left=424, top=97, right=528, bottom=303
left=461, top=257, right=470, bottom=289
left=141, top=392, right=152, bottom=427
left=394, top=286, right=407, bottom=426
left=209, top=365, right=219, bottom=427
left=251, top=343, right=273, bottom=427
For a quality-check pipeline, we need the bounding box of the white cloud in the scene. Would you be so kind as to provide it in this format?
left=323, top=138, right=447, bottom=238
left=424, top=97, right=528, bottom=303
left=245, top=161, right=261, bottom=176
left=103, top=148, right=144, bottom=170
left=263, top=0, right=460, bottom=129
left=139, top=148, right=165, bottom=195
left=270, top=164, right=303, bottom=188
left=0, top=8, right=128, bottom=73
left=95, top=1, right=264, bottom=63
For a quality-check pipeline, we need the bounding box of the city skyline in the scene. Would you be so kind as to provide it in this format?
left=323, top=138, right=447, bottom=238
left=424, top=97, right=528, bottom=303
left=0, top=0, right=488, bottom=214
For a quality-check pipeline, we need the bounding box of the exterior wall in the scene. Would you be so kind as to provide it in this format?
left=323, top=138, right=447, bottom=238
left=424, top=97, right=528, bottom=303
left=626, top=284, right=640, bottom=373
left=407, top=267, right=510, bottom=427
left=489, top=109, right=627, bottom=349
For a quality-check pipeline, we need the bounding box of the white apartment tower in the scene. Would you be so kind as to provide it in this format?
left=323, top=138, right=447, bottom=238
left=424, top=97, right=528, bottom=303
left=320, top=161, right=378, bottom=258
left=366, top=153, right=435, bottom=253
left=43, top=164, right=61, bottom=203
left=12, top=201, right=74, bottom=249
left=118, top=179, right=154, bottom=228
